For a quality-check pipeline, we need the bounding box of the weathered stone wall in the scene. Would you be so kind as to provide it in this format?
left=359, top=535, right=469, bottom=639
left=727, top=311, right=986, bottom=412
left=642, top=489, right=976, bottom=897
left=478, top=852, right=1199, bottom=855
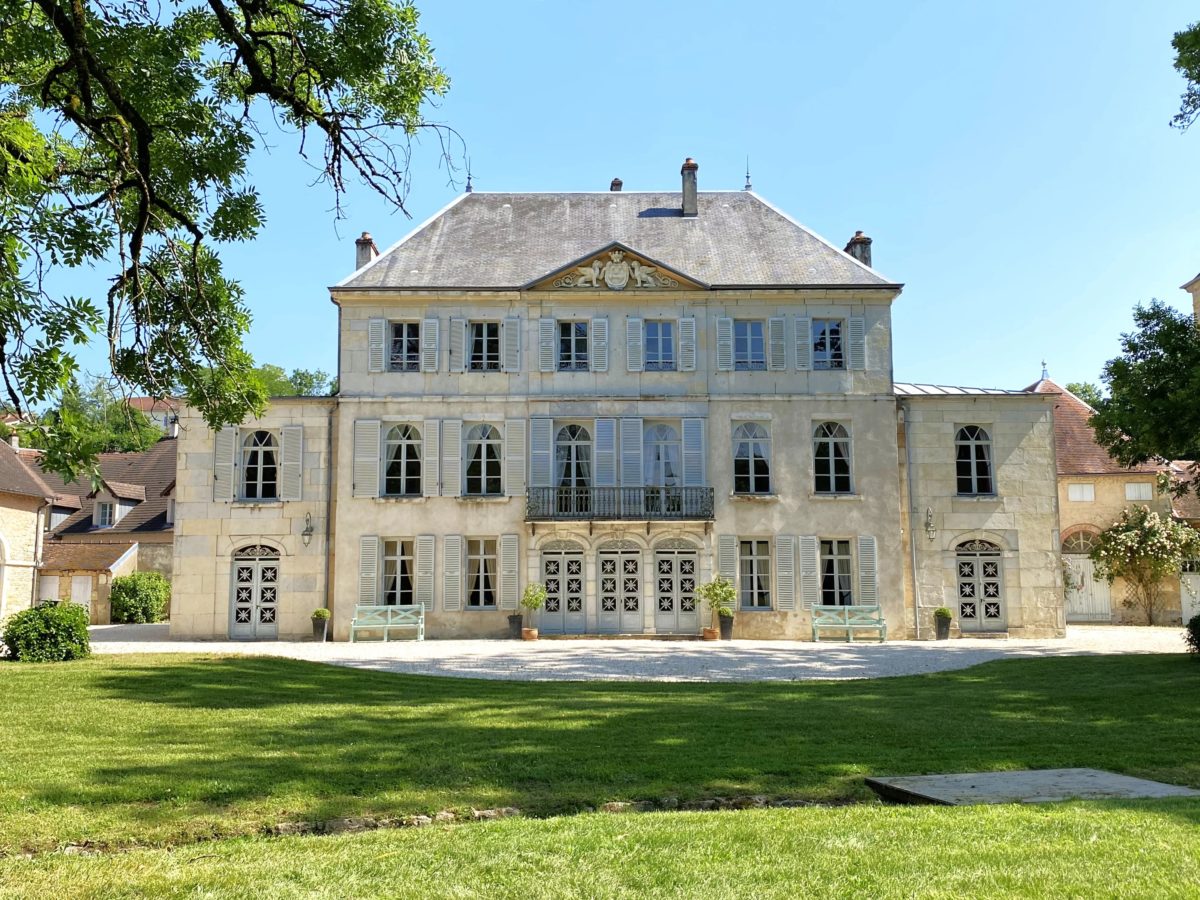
left=0, top=493, right=43, bottom=622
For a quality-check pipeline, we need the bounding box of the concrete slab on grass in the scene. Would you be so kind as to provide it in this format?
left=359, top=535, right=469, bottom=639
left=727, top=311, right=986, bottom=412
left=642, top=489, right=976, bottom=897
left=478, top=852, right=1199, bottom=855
left=865, top=768, right=1200, bottom=806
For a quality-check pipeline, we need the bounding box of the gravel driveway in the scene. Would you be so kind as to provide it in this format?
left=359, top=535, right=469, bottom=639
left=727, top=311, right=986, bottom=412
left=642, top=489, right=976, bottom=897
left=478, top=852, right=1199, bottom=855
left=88, top=624, right=1189, bottom=682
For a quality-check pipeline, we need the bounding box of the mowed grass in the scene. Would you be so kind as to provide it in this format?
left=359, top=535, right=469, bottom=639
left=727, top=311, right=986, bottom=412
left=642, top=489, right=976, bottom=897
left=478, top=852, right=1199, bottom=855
left=1, top=653, right=1198, bottom=854
left=3, top=802, right=1199, bottom=899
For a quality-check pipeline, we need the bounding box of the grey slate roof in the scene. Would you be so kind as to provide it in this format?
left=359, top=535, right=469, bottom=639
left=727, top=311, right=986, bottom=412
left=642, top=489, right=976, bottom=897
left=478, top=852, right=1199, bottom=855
left=337, top=192, right=897, bottom=291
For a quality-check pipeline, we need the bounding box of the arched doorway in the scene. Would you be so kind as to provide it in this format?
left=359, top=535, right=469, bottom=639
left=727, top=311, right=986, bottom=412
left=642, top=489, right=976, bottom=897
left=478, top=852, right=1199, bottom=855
left=955, top=539, right=1005, bottom=633
left=540, top=540, right=585, bottom=634
left=230, top=545, right=280, bottom=639
left=654, top=538, right=700, bottom=634
left=1062, top=531, right=1111, bottom=622
left=597, top=539, right=643, bottom=634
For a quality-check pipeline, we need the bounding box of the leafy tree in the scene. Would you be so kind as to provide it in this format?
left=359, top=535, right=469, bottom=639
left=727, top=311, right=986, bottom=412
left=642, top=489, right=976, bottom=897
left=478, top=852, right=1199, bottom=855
left=20, top=376, right=162, bottom=461
left=1, top=0, right=453, bottom=477
left=250, top=365, right=332, bottom=396
left=1090, top=505, right=1200, bottom=625
left=1173, top=20, right=1200, bottom=130
left=1066, top=381, right=1103, bottom=409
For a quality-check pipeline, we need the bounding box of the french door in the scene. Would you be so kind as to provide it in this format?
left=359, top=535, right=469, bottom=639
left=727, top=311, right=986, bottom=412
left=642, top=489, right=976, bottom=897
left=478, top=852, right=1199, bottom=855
left=230, top=545, right=280, bottom=639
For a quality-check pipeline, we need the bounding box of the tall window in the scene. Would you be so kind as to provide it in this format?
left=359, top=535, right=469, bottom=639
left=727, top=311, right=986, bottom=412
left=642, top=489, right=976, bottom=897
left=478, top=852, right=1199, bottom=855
left=733, top=423, right=771, bottom=494
left=645, top=320, right=676, bottom=371
left=555, top=424, right=592, bottom=514
left=383, top=424, right=422, bottom=497
left=813, top=422, right=853, bottom=494
left=241, top=430, right=278, bottom=500
left=558, top=322, right=589, bottom=370
left=465, top=424, right=503, bottom=496
left=390, top=322, right=420, bottom=372
left=734, top=320, right=766, bottom=370
left=955, top=426, right=994, bottom=496
left=739, top=539, right=771, bottom=608
left=467, top=538, right=497, bottom=607
left=820, top=539, right=853, bottom=605
left=644, top=424, right=681, bottom=487
left=381, top=539, right=415, bottom=605
left=812, top=319, right=844, bottom=370
left=469, top=322, right=500, bottom=371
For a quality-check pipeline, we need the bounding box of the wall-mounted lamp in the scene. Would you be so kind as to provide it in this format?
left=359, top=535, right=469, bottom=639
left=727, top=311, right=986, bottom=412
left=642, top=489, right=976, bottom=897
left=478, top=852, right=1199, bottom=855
left=924, top=507, right=937, bottom=542
left=301, top=512, right=314, bottom=547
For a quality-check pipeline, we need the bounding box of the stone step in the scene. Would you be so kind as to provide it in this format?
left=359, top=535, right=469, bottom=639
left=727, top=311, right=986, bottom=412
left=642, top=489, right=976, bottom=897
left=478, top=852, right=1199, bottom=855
left=540, top=633, right=703, bottom=641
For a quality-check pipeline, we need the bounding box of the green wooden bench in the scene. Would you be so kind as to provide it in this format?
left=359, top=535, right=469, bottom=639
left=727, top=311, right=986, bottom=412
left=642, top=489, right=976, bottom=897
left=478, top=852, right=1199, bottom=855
left=811, top=605, right=886, bottom=643
left=349, top=604, right=425, bottom=642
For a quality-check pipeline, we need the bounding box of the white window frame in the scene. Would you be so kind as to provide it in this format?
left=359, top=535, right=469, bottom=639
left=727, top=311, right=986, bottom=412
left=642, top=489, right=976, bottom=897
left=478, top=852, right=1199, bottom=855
left=644, top=320, right=677, bottom=371
left=813, top=421, right=853, bottom=495
left=240, top=429, right=279, bottom=501
left=955, top=425, right=994, bottom=497
left=733, top=320, right=766, bottom=371
left=381, top=538, right=417, bottom=606
left=468, top=321, right=502, bottom=372
left=819, top=538, right=854, bottom=606
left=466, top=537, right=498, bottom=608
left=382, top=423, right=423, bottom=497
left=733, top=422, right=771, bottom=495
left=389, top=321, right=421, bottom=372
left=1125, top=482, right=1154, bottom=501
left=95, top=501, right=114, bottom=528
left=465, top=423, right=504, bottom=496
left=812, top=318, right=845, bottom=370
left=1067, top=483, right=1096, bottom=502
left=558, top=321, right=590, bottom=371
left=738, top=539, right=772, bottom=609
left=165, top=498, right=175, bottom=525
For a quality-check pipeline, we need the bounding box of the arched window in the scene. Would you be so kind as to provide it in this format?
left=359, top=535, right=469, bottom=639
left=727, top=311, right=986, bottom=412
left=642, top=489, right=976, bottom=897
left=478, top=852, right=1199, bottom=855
left=465, top=424, right=502, bottom=496
left=555, top=425, right=592, bottom=488
left=241, top=431, right=278, bottom=500
left=813, top=422, right=852, bottom=494
left=955, top=426, right=994, bottom=496
left=733, top=423, right=770, bottom=494
left=644, top=424, right=681, bottom=487
left=383, top=424, right=421, bottom=497
left=1062, top=532, right=1100, bottom=555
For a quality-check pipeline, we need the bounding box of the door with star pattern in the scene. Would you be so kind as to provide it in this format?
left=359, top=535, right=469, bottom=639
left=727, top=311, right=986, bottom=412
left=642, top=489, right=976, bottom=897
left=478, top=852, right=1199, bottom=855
left=230, top=545, right=280, bottom=639
left=654, top=550, right=700, bottom=634
left=598, top=547, right=642, bottom=633
left=955, top=540, right=1005, bottom=633
left=540, top=547, right=586, bottom=634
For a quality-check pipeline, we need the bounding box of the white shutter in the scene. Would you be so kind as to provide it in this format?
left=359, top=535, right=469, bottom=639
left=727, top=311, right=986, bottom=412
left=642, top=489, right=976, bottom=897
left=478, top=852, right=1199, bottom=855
left=505, top=419, right=526, bottom=495
left=529, top=417, right=554, bottom=487
left=776, top=535, right=796, bottom=611
left=443, top=535, right=463, bottom=612
left=442, top=419, right=462, bottom=498
left=449, top=317, right=467, bottom=372
left=499, top=534, right=519, bottom=610
left=717, top=534, right=738, bottom=582
left=415, top=535, right=435, bottom=609
left=796, top=316, right=812, bottom=371
left=716, top=317, right=734, bottom=371
left=352, top=419, right=381, bottom=498
left=848, top=317, right=866, bottom=370
left=359, top=535, right=380, bottom=606
left=679, top=316, right=697, bottom=371
left=594, top=417, right=617, bottom=487
left=799, top=535, right=820, bottom=609
left=620, top=417, right=643, bottom=487
left=539, top=318, right=556, bottom=372
left=857, top=534, right=878, bottom=606
left=421, top=317, right=440, bottom=372
left=422, top=419, right=440, bottom=497
left=368, top=318, right=386, bottom=373
left=502, top=317, right=521, bottom=372
left=767, top=317, right=787, bottom=371
left=591, top=317, right=609, bottom=372
left=626, top=317, right=644, bottom=372
left=280, top=425, right=303, bottom=501
left=213, top=427, right=236, bottom=501
left=682, top=418, right=705, bottom=487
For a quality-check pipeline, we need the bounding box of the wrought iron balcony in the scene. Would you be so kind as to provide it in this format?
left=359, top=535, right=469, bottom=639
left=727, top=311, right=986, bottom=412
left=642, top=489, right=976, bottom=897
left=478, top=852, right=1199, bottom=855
left=526, top=486, right=715, bottom=522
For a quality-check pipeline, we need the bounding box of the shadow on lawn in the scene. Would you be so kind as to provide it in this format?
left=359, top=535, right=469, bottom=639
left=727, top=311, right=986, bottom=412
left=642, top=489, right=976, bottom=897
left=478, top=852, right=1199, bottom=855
left=69, top=654, right=1200, bottom=830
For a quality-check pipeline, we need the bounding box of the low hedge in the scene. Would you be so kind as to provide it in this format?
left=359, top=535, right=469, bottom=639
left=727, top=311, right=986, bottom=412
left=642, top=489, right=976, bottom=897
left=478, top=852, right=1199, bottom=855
left=2, top=603, right=91, bottom=662
left=109, top=571, right=171, bottom=623
left=1186, top=614, right=1200, bottom=658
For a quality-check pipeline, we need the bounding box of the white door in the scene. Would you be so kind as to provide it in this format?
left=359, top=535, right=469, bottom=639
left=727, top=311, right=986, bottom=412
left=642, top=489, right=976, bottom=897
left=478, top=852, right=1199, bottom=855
left=70, top=575, right=92, bottom=613
left=39, top=575, right=61, bottom=604
left=1182, top=568, right=1200, bottom=624
left=654, top=550, right=700, bottom=634
left=598, top=549, right=643, bottom=634
left=1065, top=556, right=1113, bottom=623
left=540, top=548, right=586, bottom=634
left=230, top=546, right=280, bottom=640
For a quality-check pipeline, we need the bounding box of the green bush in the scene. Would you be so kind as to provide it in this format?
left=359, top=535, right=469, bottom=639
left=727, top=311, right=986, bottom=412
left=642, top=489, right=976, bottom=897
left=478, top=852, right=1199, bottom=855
left=934, top=607, right=953, bottom=621
left=109, top=571, right=171, bottom=624
left=1186, top=614, right=1200, bottom=657
left=2, top=603, right=91, bottom=662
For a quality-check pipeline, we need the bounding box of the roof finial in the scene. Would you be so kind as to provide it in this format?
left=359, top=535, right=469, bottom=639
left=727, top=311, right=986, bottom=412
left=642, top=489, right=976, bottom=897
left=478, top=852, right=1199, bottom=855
left=743, top=156, right=752, bottom=191
left=1041, top=359, right=1048, bottom=380
left=465, top=158, right=473, bottom=193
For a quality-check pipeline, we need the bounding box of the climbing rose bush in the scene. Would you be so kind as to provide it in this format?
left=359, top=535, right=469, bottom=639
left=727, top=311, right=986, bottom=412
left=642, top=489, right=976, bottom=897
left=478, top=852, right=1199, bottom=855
left=1090, top=506, right=1200, bottom=625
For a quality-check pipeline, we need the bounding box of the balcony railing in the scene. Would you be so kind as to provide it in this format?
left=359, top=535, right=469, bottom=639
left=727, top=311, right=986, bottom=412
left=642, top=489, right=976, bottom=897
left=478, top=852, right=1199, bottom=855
left=526, top=486, right=715, bottom=521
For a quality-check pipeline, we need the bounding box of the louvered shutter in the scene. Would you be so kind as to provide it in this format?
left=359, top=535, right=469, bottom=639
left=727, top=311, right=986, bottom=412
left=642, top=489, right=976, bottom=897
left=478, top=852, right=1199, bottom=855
left=716, top=317, right=734, bottom=371
left=359, top=535, right=379, bottom=606
left=538, top=318, right=556, bottom=372
left=280, top=425, right=303, bottom=501
left=505, top=419, right=526, bottom=495
left=679, top=316, right=697, bottom=371
left=591, top=317, right=609, bottom=372
left=352, top=419, right=381, bottom=498
left=848, top=317, right=866, bottom=370
left=213, top=427, right=237, bottom=501
left=529, top=417, right=554, bottom=487
left=415, top=535, right=435, bottom=609
left=620, top=418, right=643, bottom=487
left=767, top=317, right=787, bottom=371
left=682, top=418, right=705, bottom=487
left=499, top=534, right=519, bottom=610
left=594, top=418, right=617, bottom=487
left=776, top=535, right=796, bottom=611
left=626, top=317, right=644, bottom=372
left=421, top=318, right=440, bottom=372
left=796, top=316, right=812, bottom=371
left=368, top=318, right=386, bottom=373
left=502, top=317, right=521, bottom=372
left=443, top=535, right=463, bottom=611
left=449, top=317, right=467, bottom=372
left=857, top=534, right=878, bottom=606
left=799, top=535, right=820, bottom=608
left=441, top=419, right=462, bottom=498
left=422, top=419, right=440, bottom=497
left=717, top=534, right=738, bottom=583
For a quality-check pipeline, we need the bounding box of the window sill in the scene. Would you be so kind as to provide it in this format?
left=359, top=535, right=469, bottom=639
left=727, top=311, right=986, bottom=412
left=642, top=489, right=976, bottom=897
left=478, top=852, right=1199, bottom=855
left=954, top=494, right=1000, bottom=502
left=729, top=492, right=778, bottom=502
left=232, top=500, right=283, bottom=507
left=374, top=495, right=427, bottom=503
left=809, top=492, right=860, bottom=501
left=463, top=605, right=501, bottom=612
left=459, top=495, right=511, bottom=503
left=738, top=607, right=775, bottom=613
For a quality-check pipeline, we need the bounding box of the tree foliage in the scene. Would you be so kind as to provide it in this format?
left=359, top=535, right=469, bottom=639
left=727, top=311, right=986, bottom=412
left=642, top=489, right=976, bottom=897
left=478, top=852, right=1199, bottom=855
left=1065, top=381, right=1102, bottom=409
left=1173, top=20, right=1200, bottom=130
left=1090, top=505, right=1200, bottom=625
left=0, top=0, right=451, bottom=476
left=252, top=364, right=333, bottom=397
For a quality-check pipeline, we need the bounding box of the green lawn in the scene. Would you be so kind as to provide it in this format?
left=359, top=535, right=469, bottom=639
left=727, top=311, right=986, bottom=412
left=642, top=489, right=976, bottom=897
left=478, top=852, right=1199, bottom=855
left=2, top=653, right=1199, bottom=856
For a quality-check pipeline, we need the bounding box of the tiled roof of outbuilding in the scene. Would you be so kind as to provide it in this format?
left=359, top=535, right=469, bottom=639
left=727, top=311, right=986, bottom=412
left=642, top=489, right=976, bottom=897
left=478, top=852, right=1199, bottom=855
left=1026, top=378, right=1161, bottom=476
left=40, top=541, right=136, bottom=573
left=0, top=442, right=54, bottom=500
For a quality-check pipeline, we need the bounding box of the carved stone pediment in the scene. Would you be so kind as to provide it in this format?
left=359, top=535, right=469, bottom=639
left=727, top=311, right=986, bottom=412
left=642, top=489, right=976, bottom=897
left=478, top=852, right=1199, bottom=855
left=529, top=243, right=703, bottom=291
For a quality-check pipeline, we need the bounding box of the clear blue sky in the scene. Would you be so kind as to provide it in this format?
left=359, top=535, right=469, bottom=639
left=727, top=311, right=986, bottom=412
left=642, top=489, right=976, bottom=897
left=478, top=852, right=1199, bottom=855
left=72, top=1, right=1200, bottom=391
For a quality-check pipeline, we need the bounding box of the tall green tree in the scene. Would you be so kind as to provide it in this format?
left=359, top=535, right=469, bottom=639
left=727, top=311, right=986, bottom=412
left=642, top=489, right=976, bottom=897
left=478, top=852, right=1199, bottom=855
left=21, top=376, right=162, bottom=459
left=250, top=364, right=333, bottom=396
left=1, top=0, right=452, bottom=478
left=1173, top=20, right=1200, bottom=130
left=1066, top=381, right=1103, bottom=409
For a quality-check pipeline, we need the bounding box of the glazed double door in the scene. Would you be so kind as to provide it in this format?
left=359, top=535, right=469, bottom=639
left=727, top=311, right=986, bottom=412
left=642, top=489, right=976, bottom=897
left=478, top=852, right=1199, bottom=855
left=540, top=550, right=586, bottom=635
left=654, top=551, right=700, bottom=634
left=231, top=555, right=279, bottom=639
left=598, top=550, right=642, bottom=634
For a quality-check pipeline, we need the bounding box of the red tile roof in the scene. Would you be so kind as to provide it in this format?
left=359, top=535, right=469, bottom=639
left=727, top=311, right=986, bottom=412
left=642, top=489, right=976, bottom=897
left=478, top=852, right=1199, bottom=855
left=1026, top=378, right=1161, bottom=476
left=40, top=541, right=137, bottom=573
left=0, top=442, right=54, bottom=501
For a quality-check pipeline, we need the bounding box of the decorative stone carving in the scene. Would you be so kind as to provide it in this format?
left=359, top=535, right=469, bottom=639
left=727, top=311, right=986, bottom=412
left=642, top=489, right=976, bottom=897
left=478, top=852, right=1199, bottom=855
left=553, top=249, right=680, bottom=290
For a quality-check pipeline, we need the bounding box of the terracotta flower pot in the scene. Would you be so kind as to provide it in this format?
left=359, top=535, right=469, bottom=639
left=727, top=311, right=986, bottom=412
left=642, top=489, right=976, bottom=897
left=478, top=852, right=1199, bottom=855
left=702, top=627, right=719, bottom=641
left=521, top=627, right=539, bottom=641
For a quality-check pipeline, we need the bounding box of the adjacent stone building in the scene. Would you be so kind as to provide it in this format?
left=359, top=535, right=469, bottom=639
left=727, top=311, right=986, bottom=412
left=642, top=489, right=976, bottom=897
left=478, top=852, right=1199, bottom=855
left=0, top=442, right=53, bottom=621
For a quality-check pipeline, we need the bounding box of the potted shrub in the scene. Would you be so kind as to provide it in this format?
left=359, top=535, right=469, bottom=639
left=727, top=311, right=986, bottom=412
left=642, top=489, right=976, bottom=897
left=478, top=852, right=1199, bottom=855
left=697, top=576, right=736, bottom=641
left=933, top=606, right=952, bottom=640
left=311, top=607, right=331, bottom=642
left=520, top=582, right=547, bottom=641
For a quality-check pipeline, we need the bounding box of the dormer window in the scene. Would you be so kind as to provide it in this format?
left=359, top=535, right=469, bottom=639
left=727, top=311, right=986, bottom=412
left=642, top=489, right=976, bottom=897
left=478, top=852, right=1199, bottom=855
left=95, top=501, right=114, bottom=528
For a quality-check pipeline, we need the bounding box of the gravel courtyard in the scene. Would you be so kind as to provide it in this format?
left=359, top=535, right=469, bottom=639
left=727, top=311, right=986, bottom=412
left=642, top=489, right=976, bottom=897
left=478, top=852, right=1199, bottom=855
left=88, top=624, right=1189, bottom=682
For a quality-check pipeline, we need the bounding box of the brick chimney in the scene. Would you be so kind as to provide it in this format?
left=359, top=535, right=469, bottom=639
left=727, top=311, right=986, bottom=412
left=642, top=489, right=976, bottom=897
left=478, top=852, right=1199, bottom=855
left=355, top=231, right=379, bottom=270
left=844, top=231, right=873, bottom=268
left=681, top=158, right=698, bottom=217
left=610, top=178, right=623, bottom=192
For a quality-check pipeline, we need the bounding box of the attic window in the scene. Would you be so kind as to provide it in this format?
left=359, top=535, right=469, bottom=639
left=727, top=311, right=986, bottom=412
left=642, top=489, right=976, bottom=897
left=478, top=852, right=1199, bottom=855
left=95, top=501, right=114, bottom=529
